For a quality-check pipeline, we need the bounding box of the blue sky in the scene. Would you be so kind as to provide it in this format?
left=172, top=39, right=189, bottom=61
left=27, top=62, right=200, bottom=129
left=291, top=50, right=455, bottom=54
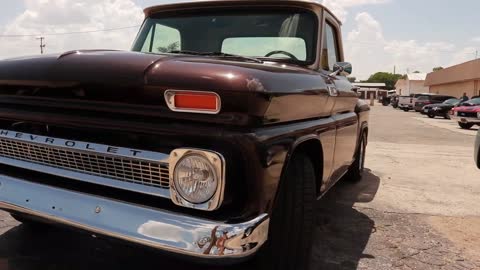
left=0, top=0, right=479, bottom=79
left=343, top=0, right=479, bottom=48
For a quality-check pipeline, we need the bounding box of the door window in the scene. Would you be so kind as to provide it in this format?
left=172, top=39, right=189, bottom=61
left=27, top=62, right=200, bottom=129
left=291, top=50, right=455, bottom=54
left=321, top=22, right=340, bottom=71
left=140, top=24, right=181, bottom=53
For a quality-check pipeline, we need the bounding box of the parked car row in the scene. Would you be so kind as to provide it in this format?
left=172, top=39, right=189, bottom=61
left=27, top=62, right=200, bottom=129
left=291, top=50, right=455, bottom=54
left=398, top=93, right=455, bottom=112
left=422, top=98, right=460, bottom=119
left=390, top=93, right=480, bottom=130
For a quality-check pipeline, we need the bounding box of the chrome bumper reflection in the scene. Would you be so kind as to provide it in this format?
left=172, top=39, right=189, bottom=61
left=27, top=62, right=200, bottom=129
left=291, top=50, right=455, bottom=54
left=0, top=175, right=269, bottom=259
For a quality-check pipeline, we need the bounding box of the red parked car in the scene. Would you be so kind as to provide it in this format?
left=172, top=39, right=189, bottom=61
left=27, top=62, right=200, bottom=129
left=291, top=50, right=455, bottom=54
left=451, top=98, right=480, bottom=129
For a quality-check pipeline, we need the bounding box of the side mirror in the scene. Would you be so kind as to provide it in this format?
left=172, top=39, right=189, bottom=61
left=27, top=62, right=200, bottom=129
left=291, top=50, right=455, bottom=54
left=332, top=62, right=353, bottom=76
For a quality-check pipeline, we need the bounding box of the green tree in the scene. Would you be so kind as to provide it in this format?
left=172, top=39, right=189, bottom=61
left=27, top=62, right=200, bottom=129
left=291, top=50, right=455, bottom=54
left=157, top=41, right=180, bottom=53
left=433, top=67, right=444, bottom=72
left=365, top=72, right=402, bottom=90
left=413, top=71, right=421, bottom=73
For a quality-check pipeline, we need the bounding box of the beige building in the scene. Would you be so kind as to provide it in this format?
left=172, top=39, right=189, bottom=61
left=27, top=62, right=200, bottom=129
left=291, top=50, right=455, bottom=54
left=425, top=59, right=480, bottom=98
left=395, top=73, right=429, bottom=96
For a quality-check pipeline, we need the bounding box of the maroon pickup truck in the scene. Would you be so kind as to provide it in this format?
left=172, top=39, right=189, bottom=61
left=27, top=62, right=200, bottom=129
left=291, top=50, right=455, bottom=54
left=0, top=1, right=369, bottom=269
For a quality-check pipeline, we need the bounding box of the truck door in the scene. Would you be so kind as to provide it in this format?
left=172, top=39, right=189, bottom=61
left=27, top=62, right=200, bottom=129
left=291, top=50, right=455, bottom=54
left=321, top=19, right=359, bottom=184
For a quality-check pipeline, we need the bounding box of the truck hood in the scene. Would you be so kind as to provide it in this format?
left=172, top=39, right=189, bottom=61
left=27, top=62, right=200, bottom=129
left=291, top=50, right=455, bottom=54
left=0, top=50, right=320, bottom=92
left=0, top=50, right=329, bottom=126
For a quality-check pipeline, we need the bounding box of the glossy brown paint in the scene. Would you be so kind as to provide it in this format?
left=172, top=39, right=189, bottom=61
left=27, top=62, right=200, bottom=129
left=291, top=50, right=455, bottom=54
left=0, top=50, right=343, bottom=126
left=0, top=0, right=368, bottom=223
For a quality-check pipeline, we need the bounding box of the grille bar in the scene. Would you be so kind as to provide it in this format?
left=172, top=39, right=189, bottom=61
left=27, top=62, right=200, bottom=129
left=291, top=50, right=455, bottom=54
left=0, top=130, right=170, bottom=191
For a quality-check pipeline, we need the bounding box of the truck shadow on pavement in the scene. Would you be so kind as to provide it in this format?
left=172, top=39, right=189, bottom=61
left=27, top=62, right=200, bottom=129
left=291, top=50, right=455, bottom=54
left=310, top=169, right=380, bottom=270
left=0, top=170, right=380, bottom=270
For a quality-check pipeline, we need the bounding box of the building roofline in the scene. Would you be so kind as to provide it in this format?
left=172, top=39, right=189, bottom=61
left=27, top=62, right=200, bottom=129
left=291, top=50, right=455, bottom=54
left=425, top=59, right=480, bottom=86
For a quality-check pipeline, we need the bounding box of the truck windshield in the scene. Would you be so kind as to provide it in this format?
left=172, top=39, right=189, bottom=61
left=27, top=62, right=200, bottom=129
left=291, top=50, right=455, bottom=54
left=132, top=10, right=317, bottom=63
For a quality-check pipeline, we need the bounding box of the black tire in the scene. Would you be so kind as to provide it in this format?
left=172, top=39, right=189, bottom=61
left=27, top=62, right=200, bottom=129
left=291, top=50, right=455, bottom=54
left=427, top=113, right=435, bottom=118
left=258, top=152, right=315, bottom=270
left=402, top=108, right=409, bottom=112
left=346, top=131, right=367, bottom=182
left=459, top=122, right=474, bottom=129
left=444, top=113, right=450, bottom=119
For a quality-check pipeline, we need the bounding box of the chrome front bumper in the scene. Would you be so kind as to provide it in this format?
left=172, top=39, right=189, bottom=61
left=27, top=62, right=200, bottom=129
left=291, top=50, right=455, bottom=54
left=0, top=175, right=269, bottom=260
left=451, top=115, right=480, bottom=124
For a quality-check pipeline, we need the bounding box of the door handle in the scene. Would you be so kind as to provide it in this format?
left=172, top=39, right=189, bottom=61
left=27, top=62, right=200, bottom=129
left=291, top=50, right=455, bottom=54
left=328, top=86, right=339, bottom=97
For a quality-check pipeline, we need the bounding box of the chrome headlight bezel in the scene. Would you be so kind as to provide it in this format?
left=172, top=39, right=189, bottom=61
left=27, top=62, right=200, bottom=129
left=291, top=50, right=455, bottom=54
left=169, top=148, right=225, bottom=211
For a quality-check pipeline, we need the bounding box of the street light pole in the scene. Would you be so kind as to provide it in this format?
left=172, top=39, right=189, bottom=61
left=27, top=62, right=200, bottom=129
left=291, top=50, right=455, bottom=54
left=36, top=37, right=46, bottom=54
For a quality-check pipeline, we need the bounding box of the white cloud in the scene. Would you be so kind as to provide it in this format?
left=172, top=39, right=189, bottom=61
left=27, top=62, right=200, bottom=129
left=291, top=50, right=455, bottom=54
left=0, top=0, right=144, bottom=59
left=344, top=12, right=476, bottom=79
left=0, top=0, right=476, bottom=79
left=322, top=0, right=390, bottom=22
left=449, top=46, right=477, bottom=66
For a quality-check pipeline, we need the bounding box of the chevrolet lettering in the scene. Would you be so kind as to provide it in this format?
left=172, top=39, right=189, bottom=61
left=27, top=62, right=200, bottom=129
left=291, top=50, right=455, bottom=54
left=0, top=1, right=369, bottom=269
left=0, top=130, right=150, bottom=159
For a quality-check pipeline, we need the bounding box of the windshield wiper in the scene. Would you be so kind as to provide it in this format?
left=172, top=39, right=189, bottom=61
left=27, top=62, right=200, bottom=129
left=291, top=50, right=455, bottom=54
left=168, top=50, right=263, bottom=64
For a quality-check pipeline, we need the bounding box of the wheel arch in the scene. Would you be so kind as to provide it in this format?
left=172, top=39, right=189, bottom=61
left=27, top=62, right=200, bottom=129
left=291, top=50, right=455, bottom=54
left=282, top=137, right=324, bottom=199
left=359, top=121, right=369, bottom=147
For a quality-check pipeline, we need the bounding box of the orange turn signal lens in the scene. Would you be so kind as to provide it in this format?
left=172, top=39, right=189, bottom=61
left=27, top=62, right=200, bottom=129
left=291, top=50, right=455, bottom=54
left=165, top=90, right=221, bottom=114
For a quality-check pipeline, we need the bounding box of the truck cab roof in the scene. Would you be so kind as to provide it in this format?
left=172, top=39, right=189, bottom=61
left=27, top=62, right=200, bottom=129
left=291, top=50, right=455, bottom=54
left=144, top=0, right=342, bottom=25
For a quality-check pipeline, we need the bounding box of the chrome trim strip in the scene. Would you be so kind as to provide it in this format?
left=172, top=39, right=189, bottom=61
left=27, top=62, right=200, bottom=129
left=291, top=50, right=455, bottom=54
left=0, top=129, right=172, bottom=196
left=164, top=90, right=222, bottom=114
left=0, top=129, right=169, bottom=162
left=169, top=149, right=225, bottom=211
left=0, top=176, right=269, bottom=259
left=0, top=156, right=171, bottom=198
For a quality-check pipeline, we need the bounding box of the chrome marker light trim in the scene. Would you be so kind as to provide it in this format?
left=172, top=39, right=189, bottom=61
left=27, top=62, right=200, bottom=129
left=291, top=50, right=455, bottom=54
left=164, top=90, right=221, bottom=114
left=169, top=149, right=225, bottom=211
left=0, top=176, right=269, bottom=259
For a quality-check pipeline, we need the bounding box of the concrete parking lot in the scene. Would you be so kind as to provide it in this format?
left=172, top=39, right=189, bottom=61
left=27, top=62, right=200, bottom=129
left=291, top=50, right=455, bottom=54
left=0, top=104, right=479, bottom=270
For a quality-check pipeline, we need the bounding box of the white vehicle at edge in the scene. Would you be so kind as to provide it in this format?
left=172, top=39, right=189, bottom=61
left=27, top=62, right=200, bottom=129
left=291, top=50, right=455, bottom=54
left=398, top=93, right=432, bottom=112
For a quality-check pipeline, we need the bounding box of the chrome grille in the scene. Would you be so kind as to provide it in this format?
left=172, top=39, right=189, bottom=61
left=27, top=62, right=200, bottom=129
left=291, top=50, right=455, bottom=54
left=0, top=138, right=170, bottom=189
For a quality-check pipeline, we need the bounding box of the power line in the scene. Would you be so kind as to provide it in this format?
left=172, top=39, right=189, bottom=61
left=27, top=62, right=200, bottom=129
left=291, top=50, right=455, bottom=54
left=0, top=25, right=141, bottom=38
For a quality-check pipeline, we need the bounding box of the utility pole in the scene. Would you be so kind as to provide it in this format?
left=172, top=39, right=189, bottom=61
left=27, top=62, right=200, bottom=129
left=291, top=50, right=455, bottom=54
left=393, top=65, right=396, bottom=75
left=476, top=50, right=478, bottom=60
left=36, top=37, right=46, bottom=54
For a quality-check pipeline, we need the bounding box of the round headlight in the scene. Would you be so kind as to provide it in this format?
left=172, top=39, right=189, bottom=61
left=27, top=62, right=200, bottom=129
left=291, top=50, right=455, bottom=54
left=173, top=154, right=218, bottom=204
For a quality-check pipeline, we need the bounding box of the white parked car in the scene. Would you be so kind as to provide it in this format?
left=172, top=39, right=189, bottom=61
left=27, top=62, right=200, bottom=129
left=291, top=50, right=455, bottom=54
left=398, top=93, right=433, bottom=112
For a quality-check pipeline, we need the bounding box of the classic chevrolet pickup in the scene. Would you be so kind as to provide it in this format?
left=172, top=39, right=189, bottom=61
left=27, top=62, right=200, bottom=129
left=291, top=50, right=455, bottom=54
left=0, top=0, right=369, bottom=269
